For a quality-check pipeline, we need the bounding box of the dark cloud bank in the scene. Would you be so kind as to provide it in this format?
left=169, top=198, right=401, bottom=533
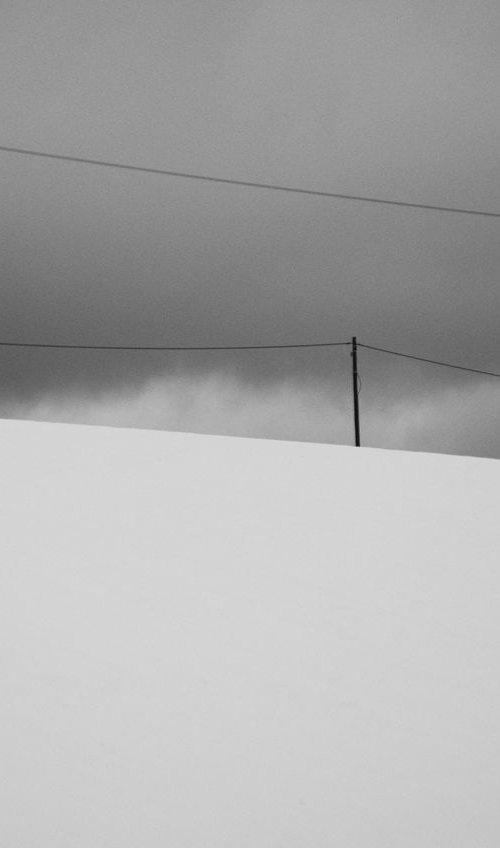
left=1, top=1, right=499, bottom=457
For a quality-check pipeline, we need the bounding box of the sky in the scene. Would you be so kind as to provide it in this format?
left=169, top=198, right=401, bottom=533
left=2, top=420, right=500, bottom=845
left=1, top=1, right=499, bottom=457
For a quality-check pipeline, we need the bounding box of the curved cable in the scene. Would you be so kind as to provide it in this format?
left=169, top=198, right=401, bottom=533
left=0, top=339, right=350, bottom=352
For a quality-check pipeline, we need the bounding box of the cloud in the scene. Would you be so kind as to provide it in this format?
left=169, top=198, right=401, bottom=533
left=0, top=1, right=499, bottom=457
left=371, top=381, right=500, bottom=459
left=2, top=374, right=349, bottom=444
left=3, top=371, right=498, bottom=459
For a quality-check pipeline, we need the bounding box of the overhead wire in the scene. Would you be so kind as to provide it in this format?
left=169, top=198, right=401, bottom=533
left=1, top=144, right=500, bottom=218
left=0, top=338, right=498, bottom=380
left=0, top=147, right=498, bottom=378
left=358, top=343, right=500, bottom=379
left=0, top=340, right=351, bottom=351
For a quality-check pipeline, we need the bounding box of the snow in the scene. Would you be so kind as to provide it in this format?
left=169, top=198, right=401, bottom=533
left=1, top=418, right=499, bottom=847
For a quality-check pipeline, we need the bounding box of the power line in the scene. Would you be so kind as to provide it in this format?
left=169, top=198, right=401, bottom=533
left=0, top=340, right=350, bottom=351
left=1, top=336, right=498, bottom=379
left=1, top=144, right=500, bottom=219
left=358, top=343, right=500, bottom=379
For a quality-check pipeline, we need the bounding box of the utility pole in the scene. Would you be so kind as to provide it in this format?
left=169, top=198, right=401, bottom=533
left=351, top=336, right=361, bottom=447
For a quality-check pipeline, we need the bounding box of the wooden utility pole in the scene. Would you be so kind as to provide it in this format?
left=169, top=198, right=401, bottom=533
left=351, top=336, right=361, bottom=447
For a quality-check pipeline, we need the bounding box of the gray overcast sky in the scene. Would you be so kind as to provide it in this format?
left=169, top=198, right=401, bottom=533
left=1, top=0, right=499, bottom=457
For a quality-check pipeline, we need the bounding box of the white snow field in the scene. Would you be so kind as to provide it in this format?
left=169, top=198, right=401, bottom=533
left=1, top=418, right=499, bottom=847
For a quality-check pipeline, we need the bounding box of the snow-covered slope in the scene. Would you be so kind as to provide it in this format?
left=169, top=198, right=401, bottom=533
left=1, top=419, right=499, bottom=847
